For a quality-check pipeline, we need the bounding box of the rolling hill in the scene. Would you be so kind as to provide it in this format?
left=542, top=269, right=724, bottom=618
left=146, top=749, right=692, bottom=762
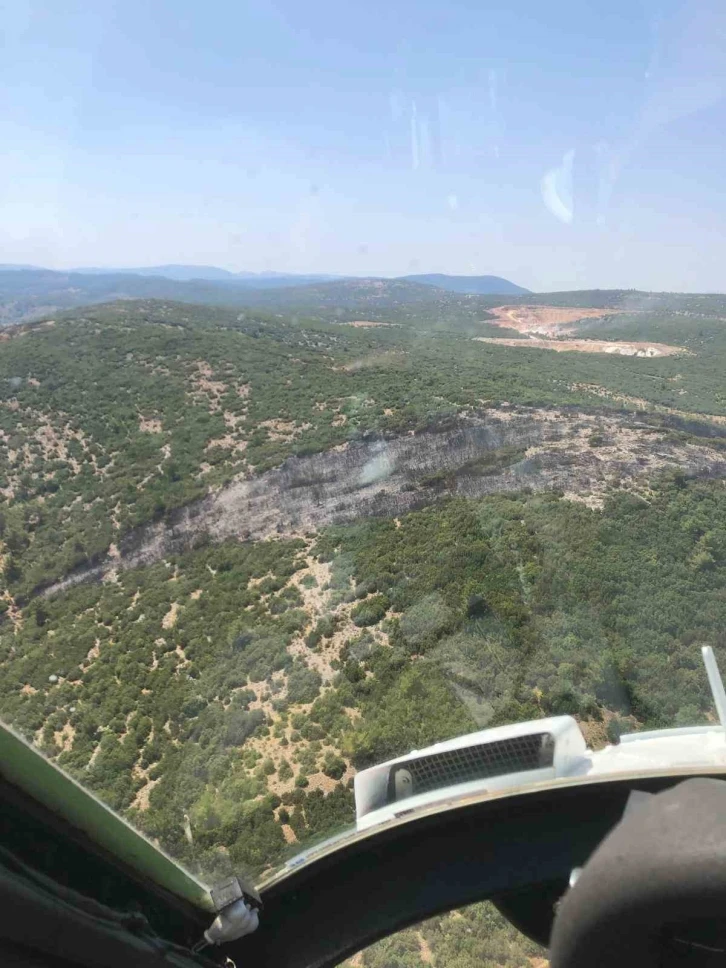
left=213, top=277, right=503, bottom=324
left=0, top=269, right=358, bottom=326
left=404, top=273, right=530, bottom=295
left=0, top=270, right=501, bottom=328
left=4, top=265, right=726, bottom=330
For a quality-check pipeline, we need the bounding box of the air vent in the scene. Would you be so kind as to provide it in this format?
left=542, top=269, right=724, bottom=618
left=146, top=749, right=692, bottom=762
left=387, top=732, right=555, bottom=802
left=354, top=717, right=587, bottom=827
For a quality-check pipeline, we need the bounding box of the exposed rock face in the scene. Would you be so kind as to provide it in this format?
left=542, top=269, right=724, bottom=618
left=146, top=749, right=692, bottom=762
left=43, top=406, right=726, bottom=596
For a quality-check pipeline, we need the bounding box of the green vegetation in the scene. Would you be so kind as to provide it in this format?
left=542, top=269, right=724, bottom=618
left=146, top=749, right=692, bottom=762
left=4, top=298, right=726, bottom=601
left=499, top=289, right=726, bottom=313
left=345, top=900, right=544, bottom=968
left=327, top=481, right=726, bottom=736
left=4, top=293, right=726, bottom=962
left=351, top=595, right=389, bottom=628
left=0, top=270, right=502, bottom=327
left=2, top=477, right=726, bottom=884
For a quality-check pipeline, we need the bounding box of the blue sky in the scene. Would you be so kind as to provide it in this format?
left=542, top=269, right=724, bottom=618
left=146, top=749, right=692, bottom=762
left=2, top=0, right=726, bottom=290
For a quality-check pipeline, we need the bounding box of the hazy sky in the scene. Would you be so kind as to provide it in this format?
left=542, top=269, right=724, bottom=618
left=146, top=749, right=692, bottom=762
left=3, top=0, right=726, bottom=291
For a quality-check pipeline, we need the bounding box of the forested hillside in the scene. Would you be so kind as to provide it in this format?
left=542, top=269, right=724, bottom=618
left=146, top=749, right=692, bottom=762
left=4, top=298, right=726, bottom=599
left=8, top=266, right=726, bottom=328
left=3, top=294, right=726, bottom=964
left=0, top=270, right=502, bottom=327
left=403, top=273, right=530, bottom=295
left=4, top=476, right=726, bottom=877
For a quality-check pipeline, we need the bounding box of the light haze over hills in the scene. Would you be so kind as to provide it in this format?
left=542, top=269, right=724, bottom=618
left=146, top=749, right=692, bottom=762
left=4, top=1, right=726, bottom=290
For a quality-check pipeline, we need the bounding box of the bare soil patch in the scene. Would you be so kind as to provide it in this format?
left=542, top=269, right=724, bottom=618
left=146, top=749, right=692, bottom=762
left=161, top=602, right=180, bottom=629
left=488, top=304, right=616, bottom=335
left=475, top=336, right=683, bottom=357
left=138, top=415, right=163, bottom=433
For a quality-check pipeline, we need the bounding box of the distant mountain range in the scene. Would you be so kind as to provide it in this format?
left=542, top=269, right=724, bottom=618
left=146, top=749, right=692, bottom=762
left=0, top=263, right=528, bottom=293
left=0, top=265, right=532, bottom=326
left=69, top=265, right=344, bottom=287
left=70, top=265, right=529, bottom=295
left=3, top=265, right=725, bottom=329
left=0, top=269, right=512, bottom=327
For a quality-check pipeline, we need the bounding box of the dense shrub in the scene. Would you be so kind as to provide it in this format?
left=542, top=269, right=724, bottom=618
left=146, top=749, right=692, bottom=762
left=286, top=665, right=322, bottom=705
left=351, top=595, right=389, bottom=628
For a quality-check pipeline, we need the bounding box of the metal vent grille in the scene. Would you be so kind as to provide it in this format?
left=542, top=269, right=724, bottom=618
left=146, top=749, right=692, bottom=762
left=388, top=732, right=555, bottom=802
